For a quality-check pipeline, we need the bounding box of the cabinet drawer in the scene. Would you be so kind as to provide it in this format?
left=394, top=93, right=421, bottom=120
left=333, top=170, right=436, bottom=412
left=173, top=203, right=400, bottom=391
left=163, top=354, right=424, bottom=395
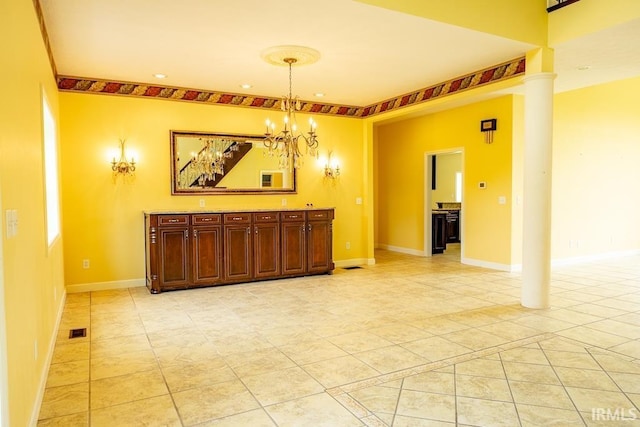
left=158, top=215, right=189, bottom=226
left=253, top=212, right=279, bottom=223
left=192, top=214, right=221, bottom=225
left=281, top=211, right=305, bottom=222
left=308, top=210, right=330, bottom=220
left=224, top=213, right=251, bottom=224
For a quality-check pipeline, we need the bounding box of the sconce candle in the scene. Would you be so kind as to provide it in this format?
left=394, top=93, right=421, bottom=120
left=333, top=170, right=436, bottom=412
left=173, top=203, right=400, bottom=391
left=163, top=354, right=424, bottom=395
left=323, top=151, right=340, bottom=179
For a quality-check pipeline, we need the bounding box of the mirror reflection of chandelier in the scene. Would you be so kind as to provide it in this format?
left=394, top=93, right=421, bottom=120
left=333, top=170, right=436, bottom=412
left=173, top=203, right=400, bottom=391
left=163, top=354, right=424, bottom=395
left=262, top=46, right=321, bottom=170
left=189, top=138, right=239, bottom=186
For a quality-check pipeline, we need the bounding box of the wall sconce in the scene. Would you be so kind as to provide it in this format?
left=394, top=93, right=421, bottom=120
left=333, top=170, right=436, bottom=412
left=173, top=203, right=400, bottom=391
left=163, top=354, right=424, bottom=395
left=323, top=151, right=340, bottom=179
left=111, top=139, right=136, bottom=179
left=480, top=119, right=497, bottom=144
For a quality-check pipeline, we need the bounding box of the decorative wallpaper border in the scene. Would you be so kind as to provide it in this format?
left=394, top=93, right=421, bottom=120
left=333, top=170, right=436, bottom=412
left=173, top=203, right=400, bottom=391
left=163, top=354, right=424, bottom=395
left=57, top=57, right=525, bottom=119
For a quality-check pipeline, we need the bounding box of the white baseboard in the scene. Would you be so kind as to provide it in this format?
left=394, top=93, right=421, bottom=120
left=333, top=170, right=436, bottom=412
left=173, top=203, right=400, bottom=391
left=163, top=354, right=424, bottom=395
left=30, top=289, right=67, bottom=427
left=461, top=257, right=516, bottom=272
left=551, top=249, right=640, bottom=268
left=334, top=258, right=377, bottom=268
left=66, top=278, right=145, bottom=293
left=376, top=244, right=426, bottom=257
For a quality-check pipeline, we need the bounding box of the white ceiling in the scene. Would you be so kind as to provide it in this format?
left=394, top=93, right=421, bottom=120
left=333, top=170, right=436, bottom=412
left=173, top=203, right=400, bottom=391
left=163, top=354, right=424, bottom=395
left=39, top=0, right=640, bottom=108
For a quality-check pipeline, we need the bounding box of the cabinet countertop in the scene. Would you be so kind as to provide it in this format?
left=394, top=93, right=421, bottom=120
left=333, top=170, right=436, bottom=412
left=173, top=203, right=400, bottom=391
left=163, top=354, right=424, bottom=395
left=144, top=207, right=335, bottom=215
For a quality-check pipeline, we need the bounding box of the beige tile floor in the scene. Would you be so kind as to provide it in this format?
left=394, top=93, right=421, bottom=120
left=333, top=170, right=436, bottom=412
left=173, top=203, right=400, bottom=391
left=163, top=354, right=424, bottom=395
left=38, top=245, right=640, bottom=426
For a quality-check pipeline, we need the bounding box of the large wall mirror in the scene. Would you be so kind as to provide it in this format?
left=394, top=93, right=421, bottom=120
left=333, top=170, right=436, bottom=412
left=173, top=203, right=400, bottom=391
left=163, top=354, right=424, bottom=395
left=170, top=131, right=296, bottom=195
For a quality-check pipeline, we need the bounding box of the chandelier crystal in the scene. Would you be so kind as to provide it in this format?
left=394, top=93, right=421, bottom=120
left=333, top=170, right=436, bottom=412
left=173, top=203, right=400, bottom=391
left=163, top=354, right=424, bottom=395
left=264, top=57, right=319, bottom=169
left=187, top=137, right=239, bottom=186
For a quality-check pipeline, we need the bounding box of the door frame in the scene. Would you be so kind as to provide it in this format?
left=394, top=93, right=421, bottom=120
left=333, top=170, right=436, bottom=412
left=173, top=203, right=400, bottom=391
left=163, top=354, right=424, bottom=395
left=424, top=148, right=465, bottom=257
left=0, top=179, right=10, bottom=426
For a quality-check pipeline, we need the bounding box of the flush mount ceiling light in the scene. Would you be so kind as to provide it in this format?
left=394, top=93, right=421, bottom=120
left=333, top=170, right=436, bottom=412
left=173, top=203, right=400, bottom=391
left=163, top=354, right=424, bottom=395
left=153, top=73, right=167, bottom=79
left=261, top=45, right=321, bottom=170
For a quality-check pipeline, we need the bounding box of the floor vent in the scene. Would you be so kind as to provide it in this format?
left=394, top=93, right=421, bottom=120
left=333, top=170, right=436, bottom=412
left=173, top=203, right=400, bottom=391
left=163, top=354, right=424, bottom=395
left=343, top=266, right=363, bottom=270
left=69, top=328, right=87, bottom=339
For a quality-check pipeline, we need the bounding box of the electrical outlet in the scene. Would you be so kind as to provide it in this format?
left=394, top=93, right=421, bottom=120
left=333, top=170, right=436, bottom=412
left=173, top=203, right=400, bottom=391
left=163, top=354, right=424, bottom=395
left=199, top=199, right=205, bottom=207
left=82, top=259, right=90, bottom=269
left=346, top=241, right=351, bottom=250
left=281, top=198, right=287, bottom=206
left=355, top=197, right=362, bottom=205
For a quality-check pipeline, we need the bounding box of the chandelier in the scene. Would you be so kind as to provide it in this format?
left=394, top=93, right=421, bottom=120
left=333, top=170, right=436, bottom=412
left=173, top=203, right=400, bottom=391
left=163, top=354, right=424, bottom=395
left=188, top=137, right=239, bottom=186
left=263, top=57, right=319, bottom=169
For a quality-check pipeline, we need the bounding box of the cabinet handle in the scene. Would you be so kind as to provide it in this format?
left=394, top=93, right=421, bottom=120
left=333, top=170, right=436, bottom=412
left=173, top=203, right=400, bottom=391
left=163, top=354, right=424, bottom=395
left=233, top=216, right=243, bottom=221
left=290, top=215, right=298, bottom=218
left=185, top=230, right=189, bottom=239
left=255, top=227, right=258, bottom=234
left=247, top=226, right=250, bottom=234
left=308, top=223, right=312, bottom=231
left=168, top=219, right=179, bottom=223
left=201, top=217, right=212, bottom=222
left=301, top=225, right=305, bottom=232
left=193, top=230, right=198, bottom=238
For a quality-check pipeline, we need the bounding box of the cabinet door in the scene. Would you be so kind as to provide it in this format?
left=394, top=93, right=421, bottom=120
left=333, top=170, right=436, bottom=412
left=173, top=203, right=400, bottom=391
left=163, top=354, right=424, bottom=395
left=446, top=211, right=460, bottom=243
left=307, top=220, right=332, bottom=273
left=159, top=227, right=190, bottom=288
left=254, top=222, right=280, bottom=278
left=192, top=225, right=223, bottom=285
left=224, top=224, right=252, bottom=281
left=281, top=220, right=306, bottom=275
left=432, top=213, right=447, bottom=254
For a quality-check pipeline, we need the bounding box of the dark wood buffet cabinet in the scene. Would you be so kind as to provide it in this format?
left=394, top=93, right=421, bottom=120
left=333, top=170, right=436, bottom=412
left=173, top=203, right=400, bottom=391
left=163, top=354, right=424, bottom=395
left=144, top=208, right=334, bottom=293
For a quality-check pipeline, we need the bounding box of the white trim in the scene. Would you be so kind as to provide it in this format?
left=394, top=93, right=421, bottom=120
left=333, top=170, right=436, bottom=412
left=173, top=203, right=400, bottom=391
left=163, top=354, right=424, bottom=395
left=29, top=290, right=66, bottom=427
left=66, top=278, right=145, bottom=293
left=376, top=244, right=425, bottom=257
left=0, top=182, right=9, bottom=427
left=461, top=257, right=517, bottom=272
left=334, top=258, right=376, bottom=267
left=551, top=249, right=640, bottom=268
left=334, top=258, right=369, bottom=268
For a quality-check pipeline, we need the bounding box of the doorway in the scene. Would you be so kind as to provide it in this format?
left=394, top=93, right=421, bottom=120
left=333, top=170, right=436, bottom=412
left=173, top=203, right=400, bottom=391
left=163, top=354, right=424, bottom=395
left=424, top=149, right=464, bottom=259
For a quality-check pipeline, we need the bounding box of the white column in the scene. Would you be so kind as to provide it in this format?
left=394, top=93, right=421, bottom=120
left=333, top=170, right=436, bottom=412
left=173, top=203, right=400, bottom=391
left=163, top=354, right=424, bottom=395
left=522, top=72, right=555, bottom=309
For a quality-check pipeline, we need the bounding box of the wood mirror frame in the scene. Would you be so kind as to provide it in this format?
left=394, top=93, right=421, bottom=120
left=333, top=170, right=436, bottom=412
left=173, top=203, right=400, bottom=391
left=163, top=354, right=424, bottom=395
left=170, top=130, right=297, bottom=195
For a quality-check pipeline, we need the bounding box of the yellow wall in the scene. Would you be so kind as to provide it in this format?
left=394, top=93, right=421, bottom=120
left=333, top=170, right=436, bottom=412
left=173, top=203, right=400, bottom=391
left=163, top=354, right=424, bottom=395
left=432, top=152, right=462, bottom=208
left=59, top=92, right=368, bottom=287
left=376, top=96, right=515, bottom=266
left=551, top=76, right=640, bottom=259
left=0, top=0, right=65, bottom=425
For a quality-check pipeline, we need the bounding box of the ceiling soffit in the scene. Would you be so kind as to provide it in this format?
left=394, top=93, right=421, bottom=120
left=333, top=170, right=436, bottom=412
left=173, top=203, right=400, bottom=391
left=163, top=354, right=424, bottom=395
left=57, top=57, right=525, bottom=119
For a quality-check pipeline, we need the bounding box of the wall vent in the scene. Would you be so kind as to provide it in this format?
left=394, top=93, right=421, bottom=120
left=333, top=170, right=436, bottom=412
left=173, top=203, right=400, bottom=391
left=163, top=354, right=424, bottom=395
left=69, top=328, right=87, bottom=339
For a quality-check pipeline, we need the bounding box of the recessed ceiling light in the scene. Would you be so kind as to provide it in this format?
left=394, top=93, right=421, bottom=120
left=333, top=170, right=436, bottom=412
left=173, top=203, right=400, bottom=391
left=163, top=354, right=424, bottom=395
left=314, top=92, right=325, bottom=97
left=240, top=83, right=252, bottom=89
left=153, top=73, right=167, bottom=79
left=577, top=65, right=591, bottom=71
